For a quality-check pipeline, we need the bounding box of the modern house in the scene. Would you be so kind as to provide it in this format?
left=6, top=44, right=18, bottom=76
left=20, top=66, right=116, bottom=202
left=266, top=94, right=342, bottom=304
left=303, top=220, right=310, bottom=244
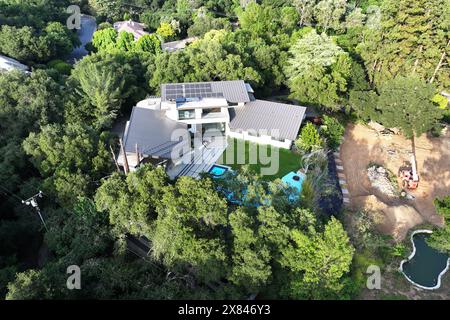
left=113, top=20, right=149, bottom=40
left=0, top=54, right=30, bottom=73
left=118, top=80, right=306, bottom=177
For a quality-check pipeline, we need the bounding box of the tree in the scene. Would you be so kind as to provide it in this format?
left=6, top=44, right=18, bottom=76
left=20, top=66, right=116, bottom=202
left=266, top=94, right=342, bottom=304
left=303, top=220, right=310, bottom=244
left=352, top=76, right=442, bottom=139
left=42, top=22, right=79, bottom=59
left=313, top=0, right=347, bottom=33
left=0, top=25, right=40, bottom=62
left=45, top=198, right=113, bottom=261
left=156, top=22, right=176, bottom=40
left=293, top=0, right=316, bottom=26
left=357, top=0, right=449, bottom=89
left=295, top=122, right=324, bottom=152
left=286, top=29, right=352, bottom=110
left=23, top=124, right=113, bottom=206
left=95, top=165, right=168, bottom=236
left=320, top=115, right=345, bottom=150
left=152, top=177, right=228, bottom=283
left=187, top=12, right=232, bottom=37
left=92, top=28, right=118, bottom=51
left=135, top=34, right=162, bottom=54
left=116, top=32, right=135, bottom=52
left=236, top=2, right=277, bottom=38
left=280, top=217, right=354, bottom=299
left=228, top=207, right=272, bottom=292
left=345, top=7, right=366, bottom=29
left=427, top=196, right=450, bottom=254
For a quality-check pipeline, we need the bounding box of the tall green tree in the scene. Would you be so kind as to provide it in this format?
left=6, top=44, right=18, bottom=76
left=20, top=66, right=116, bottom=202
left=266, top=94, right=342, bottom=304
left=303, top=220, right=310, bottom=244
left=95, top=165, right=168, bottom=236
left=357, top=0, right=449, bottom=89
left=280, top=217, right=354, bottom=299
left=286, top=29, right=352, bottom=110
left=23, top=124, right=113, bottom=206
left=351, top=76, right=443, bottom=138
left=152, top=177, right=228, bottom=283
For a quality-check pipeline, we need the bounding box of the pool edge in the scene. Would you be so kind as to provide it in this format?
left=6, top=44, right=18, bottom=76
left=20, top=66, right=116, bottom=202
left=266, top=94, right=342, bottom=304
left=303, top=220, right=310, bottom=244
left=399, top=229, right=450, bottom=290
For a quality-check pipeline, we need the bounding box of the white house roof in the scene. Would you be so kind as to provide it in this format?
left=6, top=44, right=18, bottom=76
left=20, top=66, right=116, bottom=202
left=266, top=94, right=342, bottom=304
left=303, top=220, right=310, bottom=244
left=113, top=20, right=149, bottom=40
left=229, top=100, right=307, bottom=141
left=162, top=37, right=198, bottom=52
left=0, top=54, right=29, bottom=72
left=124, top=106, right=188, bottom=158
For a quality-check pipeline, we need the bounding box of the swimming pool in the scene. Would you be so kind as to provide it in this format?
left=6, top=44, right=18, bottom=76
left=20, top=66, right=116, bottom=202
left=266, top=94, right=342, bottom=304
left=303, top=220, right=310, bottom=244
left=208, top=164, right=230, bottom=177
left=400, top=230, right=450, bottom=289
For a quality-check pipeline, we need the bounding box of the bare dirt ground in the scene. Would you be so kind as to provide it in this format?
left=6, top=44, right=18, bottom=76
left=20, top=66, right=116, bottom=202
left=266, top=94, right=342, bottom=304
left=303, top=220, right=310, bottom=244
left=340, top=123, right=450, bottom=240
left=360, top=264, right=450, bottom=300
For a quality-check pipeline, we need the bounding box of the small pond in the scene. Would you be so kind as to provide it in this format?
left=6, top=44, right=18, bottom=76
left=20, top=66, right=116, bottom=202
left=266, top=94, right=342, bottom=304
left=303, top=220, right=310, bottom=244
left=400, top=230, right=450, bottom=289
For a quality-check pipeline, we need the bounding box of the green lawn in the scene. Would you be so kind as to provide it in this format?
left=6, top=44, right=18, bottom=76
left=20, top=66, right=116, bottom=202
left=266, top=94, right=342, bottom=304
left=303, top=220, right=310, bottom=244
left=217, top=138, right=302, bottom=181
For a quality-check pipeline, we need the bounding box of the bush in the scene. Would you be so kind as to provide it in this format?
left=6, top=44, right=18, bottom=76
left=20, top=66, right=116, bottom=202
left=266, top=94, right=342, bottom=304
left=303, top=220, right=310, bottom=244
left=321, top=115, right=345, bottom=150
left=48, top=59, right=72, bottom=75
left=295, top=122, right=324, bottom=152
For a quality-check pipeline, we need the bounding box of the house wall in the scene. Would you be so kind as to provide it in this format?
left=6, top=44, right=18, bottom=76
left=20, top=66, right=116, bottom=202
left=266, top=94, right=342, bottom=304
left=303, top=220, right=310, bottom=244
left=227, top=129, right=292, bottom=149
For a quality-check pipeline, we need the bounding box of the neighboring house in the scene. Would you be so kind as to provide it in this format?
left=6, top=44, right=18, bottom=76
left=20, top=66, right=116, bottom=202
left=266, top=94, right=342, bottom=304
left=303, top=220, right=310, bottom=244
left=162, top=37, right=198, bottom=53
left=113, top=20, right=149, bottom=40
left=118, top=80, right=306, bottom=173
left=0, top=54, right=30, bottom=73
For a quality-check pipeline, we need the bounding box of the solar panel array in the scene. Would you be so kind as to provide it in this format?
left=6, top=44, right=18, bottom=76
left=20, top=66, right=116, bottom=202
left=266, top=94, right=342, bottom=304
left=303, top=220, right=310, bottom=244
left=164, top=83, right=224, bottom=100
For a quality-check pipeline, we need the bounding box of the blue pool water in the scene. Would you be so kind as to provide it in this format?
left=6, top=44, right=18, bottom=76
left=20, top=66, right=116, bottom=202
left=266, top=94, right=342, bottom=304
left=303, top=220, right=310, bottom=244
left=211, top=167, right=304, bottom=206
left=400, top=232, right=449, bottom=289
left=209, top=165, right=229, bottom=177
left=281, top=172, right=305, bottom=194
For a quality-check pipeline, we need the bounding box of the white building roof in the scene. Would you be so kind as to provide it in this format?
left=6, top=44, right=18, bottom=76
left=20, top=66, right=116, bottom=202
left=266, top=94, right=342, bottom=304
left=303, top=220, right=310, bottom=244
left=0, top=55, right=29, bottom=72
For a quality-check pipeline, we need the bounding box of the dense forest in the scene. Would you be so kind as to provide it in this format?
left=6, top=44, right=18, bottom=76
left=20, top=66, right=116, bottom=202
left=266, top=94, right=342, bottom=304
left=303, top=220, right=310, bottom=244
left=0, top=0, right=448, bottom=299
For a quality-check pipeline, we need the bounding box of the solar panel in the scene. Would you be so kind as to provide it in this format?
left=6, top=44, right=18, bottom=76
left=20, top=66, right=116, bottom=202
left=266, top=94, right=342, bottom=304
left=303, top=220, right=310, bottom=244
left=163, top=83, right=222, bottom=100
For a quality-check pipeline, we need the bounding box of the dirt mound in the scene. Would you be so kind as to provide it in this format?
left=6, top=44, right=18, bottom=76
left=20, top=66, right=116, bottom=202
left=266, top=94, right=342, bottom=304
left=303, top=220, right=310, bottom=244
left=340, top=123, right=449, bottom=240
left=355, top=195, right=424, bottom=241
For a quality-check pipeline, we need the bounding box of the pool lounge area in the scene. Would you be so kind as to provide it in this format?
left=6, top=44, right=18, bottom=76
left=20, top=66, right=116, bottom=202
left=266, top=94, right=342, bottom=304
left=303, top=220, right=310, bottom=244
left=209, top=166, right=306, bottom=205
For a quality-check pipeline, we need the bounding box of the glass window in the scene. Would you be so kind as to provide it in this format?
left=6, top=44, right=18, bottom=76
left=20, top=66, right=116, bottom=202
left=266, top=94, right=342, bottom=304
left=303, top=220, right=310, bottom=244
left=178, top=109, right=195, bottom=120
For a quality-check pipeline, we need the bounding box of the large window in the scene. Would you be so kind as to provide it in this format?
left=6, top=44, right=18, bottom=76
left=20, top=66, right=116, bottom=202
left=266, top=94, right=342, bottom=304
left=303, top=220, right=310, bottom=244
left=202, top=108, right=221, bottom=116
left=178, top=109, right=195, bottom=120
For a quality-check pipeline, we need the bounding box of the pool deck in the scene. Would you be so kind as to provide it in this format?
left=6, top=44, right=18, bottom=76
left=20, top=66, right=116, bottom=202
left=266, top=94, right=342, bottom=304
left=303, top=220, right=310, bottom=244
left=167, top=138, right=228, bottom=179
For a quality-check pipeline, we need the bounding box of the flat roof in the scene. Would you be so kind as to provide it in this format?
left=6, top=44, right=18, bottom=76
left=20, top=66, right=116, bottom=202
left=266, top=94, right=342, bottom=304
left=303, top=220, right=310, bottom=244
left=124, top=106, right=188, bottom=158
left=176, top=97, right=229, bottom=110
left=229, top=100, right=307, bottom=141
left=161, top=80, right=250, bottom=104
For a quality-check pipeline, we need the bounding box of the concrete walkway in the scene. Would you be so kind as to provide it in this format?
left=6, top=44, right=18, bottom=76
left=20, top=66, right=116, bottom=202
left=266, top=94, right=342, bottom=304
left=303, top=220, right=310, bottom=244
left=334, top=137, right=351, bottom=206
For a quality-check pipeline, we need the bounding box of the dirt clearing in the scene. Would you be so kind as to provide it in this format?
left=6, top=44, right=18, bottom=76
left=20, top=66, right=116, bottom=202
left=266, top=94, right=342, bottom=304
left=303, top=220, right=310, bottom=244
left=340, top=123, right=450, bottom=240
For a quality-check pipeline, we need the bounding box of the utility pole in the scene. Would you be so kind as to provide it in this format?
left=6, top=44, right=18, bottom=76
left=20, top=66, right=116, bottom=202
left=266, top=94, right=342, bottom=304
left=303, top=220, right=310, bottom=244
left=119, top=138, right=130, bottom=174
left=135, top=143, right=140, bottom=167
left=109, top=144, right=121, bottom=172
left=22, top=191, right=47, bottom=230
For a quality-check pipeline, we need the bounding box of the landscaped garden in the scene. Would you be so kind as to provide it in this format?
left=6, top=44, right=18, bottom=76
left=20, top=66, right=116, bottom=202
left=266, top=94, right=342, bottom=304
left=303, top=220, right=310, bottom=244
left=217, top=138, right=302, bottom=181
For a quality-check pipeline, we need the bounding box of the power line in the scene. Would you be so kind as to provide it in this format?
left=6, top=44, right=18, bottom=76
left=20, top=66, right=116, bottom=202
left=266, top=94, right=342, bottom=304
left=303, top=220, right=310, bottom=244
left=22, top=191, right=47, bottom=230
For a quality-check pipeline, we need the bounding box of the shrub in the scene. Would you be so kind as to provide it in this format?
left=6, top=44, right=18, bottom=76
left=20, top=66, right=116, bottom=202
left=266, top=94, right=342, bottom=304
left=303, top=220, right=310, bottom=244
left=321, top=115, right=345, bottom=150
left=295, top=122, right=324, bottom=152
left=48, top=59, right=72, bottom=75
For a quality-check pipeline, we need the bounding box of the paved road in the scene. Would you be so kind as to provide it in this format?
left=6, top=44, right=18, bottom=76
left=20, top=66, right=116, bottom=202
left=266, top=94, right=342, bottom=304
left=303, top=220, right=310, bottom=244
left=67, top=15, right=97, bottom=64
